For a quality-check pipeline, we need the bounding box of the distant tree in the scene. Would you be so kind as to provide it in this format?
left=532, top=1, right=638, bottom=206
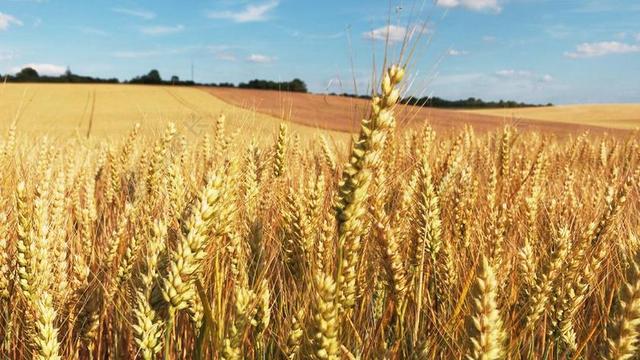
left=238, top=78, right=308, bottom=93
left=129, top=69, right=163, bottom=84
left=64, top=67, right=74, bottom=82
left=147, top=69, right=162, bottom=84
left=289, top=78, right=307, bottom=93
left=170, top=75, right=180, bottom=84
left=17, top=67, right=39, bottom=79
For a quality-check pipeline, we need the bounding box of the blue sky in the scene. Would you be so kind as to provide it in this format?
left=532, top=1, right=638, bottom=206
left=0, top=0, right=639, bottom=104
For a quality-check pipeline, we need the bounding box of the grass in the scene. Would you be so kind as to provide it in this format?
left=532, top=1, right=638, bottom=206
left=466, top=104, right=640, bottom=129
left=0, top=64, right=638, bottom=359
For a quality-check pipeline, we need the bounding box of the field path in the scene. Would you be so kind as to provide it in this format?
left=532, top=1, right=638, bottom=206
left=85, top=89, right=97, bottom=137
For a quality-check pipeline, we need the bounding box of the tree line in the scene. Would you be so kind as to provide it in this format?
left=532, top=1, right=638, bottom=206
left=2, top=67, right=550, bottom=108
left=3, top=67, right=119, bottom=83
left=2, top=67, right=307, bottom=92
left=401, top=95, right=552, bottom=108
left=333, top=92, right=551, bottom=108
left=238, top=78, right=307, bottom=92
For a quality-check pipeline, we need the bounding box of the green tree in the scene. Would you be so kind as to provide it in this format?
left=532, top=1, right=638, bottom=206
left=17, top=67, right=39, bottom=79
left=289, top=78, right=307, bottom=92
left=147, top=69, right=162, bottom=83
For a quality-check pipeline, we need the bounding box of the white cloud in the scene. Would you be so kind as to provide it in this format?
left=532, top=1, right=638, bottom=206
left=112, top=7, right=156, bottom=20
left=0, top=12, right=23, bottom=30
left=541, top=74, right=554, bottom=83
left=564, top=41, right=640, bottom=58
left=140, top=25, right=184, bottom=35
left=207, top=1, right=279, bottom=23
left=247, top=54, right=274, bottom=63
left=436, top=0, right=501, bottom=13
left=362, top=25, right=428, bottom=43
left=447, top=49, right=468, bottom=56
left=11, top=63, right=66, bottom=76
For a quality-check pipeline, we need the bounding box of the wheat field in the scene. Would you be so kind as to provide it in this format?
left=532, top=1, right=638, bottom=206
left=467, top=104, right=640, bottom=130
left=0, top=65, right=639, bottom=360
left=0, top=83, right=345, bottom=141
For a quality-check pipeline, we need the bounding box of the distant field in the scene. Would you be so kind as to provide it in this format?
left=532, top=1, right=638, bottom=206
left=0, top=83, right=344, bottom=140
left=1, top=84, right=632, bottom=141
left=203, top=87, right=627, bottom=135
left=465, top=104, right=640, bottom=129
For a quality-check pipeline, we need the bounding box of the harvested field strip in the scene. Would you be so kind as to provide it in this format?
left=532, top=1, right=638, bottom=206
left=202, top=86, right=630, bottom=136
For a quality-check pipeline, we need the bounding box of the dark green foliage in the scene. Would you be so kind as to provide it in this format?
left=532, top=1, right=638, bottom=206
left=238, top=78, right=307, bottom=93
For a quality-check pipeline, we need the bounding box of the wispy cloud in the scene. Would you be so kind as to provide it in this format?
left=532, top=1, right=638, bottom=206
left=0, top=12, right=23, bottom=30
left=564, top=41, right=640, bottom=58
left=614, top=32, right=628, bottom=40
left=362, top=25, right=428, bottom=43
left=435, top=0, right=501, bottom=13
left=208, top=45, right=237, bottom=61
left=215, top=52, right=236, bottom=61
left=247, top=54, right=275, bottom=63
left=112, top=47, right=193, bottom=59
left=573, top=1, right=640, bottom=13
left=544, top=24, right=572, bottom=39
left=541, top=74, right=554, bottom=83
left=495, top=69, right=531, bottom=78
left=140, top=25, right=184, bottom=35
left=11, top=63, right=66, bottom=76
left=78, top=26, right=109, bottom=37
left=482, top=35, right=496, bottom=42
left=0, top=50, right=16, bottom=61
left=495, top=69, right=553, bottom=83
left=207, top=0, right=279, bottom=23
left=283, top=26, right=344, bottom=40
left=112, top=7, right=156, bottom=20
left=447, top=49, right=468, bottom=56
left=112, top=50, right=162, bottom=59
left=636, top=33, right=640, bottom=42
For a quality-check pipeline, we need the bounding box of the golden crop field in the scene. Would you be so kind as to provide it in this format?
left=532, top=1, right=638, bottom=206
left=0, top=64, right=639, bottom=360
left=466, top=104, right=640, bottom=129
left=0, top=83, right=345, bottom=141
